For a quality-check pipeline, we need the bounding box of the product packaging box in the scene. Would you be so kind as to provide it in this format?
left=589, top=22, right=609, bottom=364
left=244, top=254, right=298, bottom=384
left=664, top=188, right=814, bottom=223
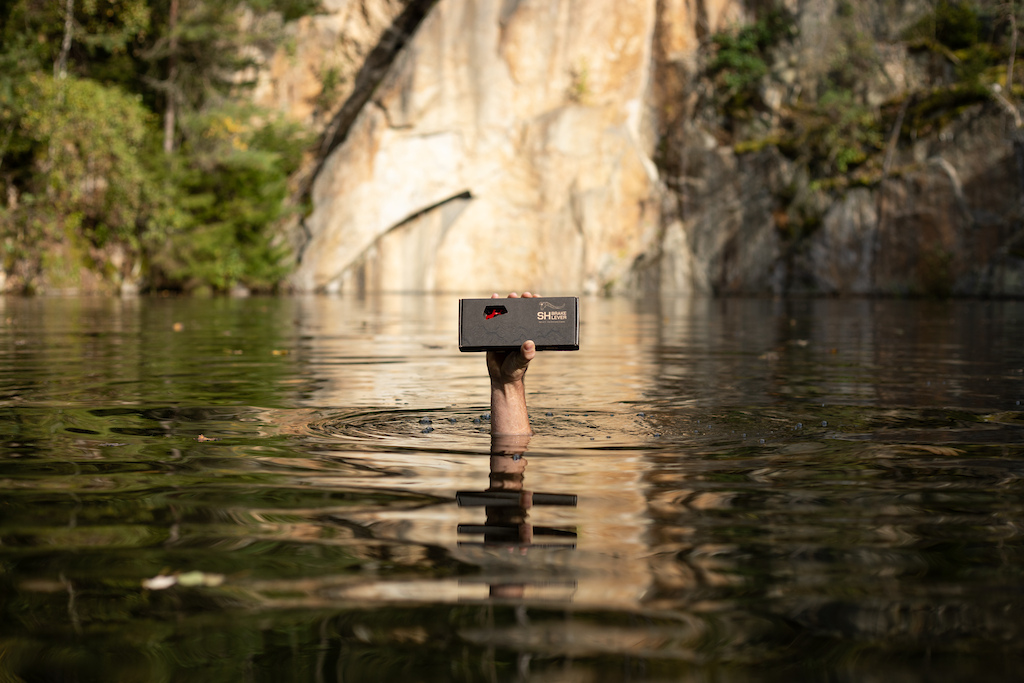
left=458, top=297, right=579, bottom=352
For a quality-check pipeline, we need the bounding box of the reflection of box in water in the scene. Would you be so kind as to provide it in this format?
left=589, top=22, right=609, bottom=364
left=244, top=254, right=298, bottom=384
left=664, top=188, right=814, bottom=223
left=457, top=524, right=578, bottom=549
left=457, top=490, right=578, bottom=549
left=459, top=297, right=579, bottom=352
left=457, top=578, right=578, bottom=603
left=456, top=492, right=577, bottom=507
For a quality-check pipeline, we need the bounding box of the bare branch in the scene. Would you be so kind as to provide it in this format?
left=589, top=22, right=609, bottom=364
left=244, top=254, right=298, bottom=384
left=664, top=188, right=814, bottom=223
left=55, top=0, right=74, bottom=80
left=1008, top=2, right=1018, bottom=102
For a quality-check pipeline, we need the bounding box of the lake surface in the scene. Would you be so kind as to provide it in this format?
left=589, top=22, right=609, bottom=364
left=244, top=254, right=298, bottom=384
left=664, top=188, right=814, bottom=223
left=1, top=294, right=1022, bottom=682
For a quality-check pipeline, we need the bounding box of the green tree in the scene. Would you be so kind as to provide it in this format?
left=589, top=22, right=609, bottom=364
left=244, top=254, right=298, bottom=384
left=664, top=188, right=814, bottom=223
left=1, top=0, right=321, bottom=293
left=0, top=0, right=151, bottom=82
left=145, top=103, right=309, bottom=292
left=1, top=73, right=154, bottom=286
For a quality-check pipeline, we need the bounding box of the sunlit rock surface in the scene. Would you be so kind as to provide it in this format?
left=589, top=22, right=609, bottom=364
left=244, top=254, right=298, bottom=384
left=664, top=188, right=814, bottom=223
left=292, top=0, right=672, bottom=294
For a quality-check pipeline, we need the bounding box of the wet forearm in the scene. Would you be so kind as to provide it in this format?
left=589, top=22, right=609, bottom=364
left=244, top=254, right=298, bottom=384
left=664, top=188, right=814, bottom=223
left=490, top=380, right=531, bottom=435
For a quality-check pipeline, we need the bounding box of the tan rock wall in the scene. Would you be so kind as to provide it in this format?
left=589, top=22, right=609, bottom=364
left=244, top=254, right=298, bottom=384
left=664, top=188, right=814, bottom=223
left=292, top=0, right=712, bottom=294
left=284, top=0, right=754, bottom=295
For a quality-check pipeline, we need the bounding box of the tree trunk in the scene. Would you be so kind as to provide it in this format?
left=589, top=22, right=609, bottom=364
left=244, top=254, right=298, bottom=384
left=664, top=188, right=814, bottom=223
left=163, top=0, right=179, bottom=154
left=1008, top=4, right=1018, bottom=99
left=55, top=0, right=74, bottom=80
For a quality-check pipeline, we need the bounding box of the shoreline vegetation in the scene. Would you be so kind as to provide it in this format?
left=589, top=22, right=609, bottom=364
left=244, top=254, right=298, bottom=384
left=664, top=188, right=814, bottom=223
left=0, top=0, right=316, bottom=295
left=2, top=0, right=1022, bottom=297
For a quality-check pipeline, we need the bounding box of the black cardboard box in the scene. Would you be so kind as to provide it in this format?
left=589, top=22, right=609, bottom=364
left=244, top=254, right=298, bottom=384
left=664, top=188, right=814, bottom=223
left=458, top=297, right=579, bottom=352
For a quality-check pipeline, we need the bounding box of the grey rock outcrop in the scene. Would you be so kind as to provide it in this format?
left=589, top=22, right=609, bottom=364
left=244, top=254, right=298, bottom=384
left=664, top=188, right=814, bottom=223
left=642, top=0, right=1024, bottom=297
left=797, top=108, right=1024, bottom=298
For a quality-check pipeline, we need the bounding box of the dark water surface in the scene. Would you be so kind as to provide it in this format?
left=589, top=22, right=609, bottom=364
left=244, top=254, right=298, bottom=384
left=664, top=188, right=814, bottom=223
left=1, top=295, right=1022, bottom=682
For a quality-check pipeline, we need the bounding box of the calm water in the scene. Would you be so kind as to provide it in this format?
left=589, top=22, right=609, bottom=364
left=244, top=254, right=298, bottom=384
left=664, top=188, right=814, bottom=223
left=1, top=294, right=1022, bottom=682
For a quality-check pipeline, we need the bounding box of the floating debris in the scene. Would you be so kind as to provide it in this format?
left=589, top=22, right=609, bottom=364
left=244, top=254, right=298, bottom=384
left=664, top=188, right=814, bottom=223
left=142, top=571, right=224, bottom=590
left=141, top=575, right=176, bottom=590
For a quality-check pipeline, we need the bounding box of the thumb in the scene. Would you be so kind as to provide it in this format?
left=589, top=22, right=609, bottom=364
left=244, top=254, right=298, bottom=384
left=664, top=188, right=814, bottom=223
left=517, top=340, right=536, bottom=368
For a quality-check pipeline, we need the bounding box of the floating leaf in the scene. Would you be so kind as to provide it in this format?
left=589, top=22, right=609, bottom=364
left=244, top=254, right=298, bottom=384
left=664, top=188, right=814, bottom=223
left=177, top=571, right=225, bottom=587
left=142, top=571, right=225, bottom=589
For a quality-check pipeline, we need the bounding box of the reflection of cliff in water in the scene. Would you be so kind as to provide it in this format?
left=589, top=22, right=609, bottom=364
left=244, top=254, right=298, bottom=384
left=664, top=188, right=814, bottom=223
left=646, top=297, right=1024, bottom=413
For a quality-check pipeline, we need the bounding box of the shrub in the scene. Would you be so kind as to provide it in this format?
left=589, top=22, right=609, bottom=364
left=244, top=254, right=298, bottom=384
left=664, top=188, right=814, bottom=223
left=709, top=8, right=797, bottom=117
left=6, top=73, right=153, bottom=246
left=145, top=104, right=310, bottom=292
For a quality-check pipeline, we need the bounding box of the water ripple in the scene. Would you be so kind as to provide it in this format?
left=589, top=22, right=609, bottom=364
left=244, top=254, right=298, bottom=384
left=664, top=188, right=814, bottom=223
left=309, top=407, right=662, bottom=454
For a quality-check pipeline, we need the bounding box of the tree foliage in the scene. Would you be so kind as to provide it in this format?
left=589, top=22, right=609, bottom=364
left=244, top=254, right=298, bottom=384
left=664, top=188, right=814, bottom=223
left=147, top=104, right=308, bottom=291
left=0, top=0, right=318, bottom=293
left=15, top=73, right=152, bottom=241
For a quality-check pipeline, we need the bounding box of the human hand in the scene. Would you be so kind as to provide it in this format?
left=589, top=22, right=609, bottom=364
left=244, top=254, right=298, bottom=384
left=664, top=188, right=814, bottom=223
left=486, top=292, right=537, bottom=435
left=485, top=292, right=538, bottom=388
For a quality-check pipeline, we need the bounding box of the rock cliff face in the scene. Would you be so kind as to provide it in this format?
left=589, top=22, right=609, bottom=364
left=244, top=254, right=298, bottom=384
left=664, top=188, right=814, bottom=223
left=292, top=0, right=672, bottom=294
left=276, top=0, right=1024, bottom=296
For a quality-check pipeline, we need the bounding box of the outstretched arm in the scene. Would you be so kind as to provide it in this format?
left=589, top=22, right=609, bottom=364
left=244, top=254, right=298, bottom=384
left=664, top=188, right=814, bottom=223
left=486, top=292, right=537, bottom=435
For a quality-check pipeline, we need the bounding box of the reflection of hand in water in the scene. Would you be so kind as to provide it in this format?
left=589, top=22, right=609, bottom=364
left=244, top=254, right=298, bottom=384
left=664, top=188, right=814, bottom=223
left=456, top=433, right=577, bottom=551
left=489, top=434, right=534, bottom=551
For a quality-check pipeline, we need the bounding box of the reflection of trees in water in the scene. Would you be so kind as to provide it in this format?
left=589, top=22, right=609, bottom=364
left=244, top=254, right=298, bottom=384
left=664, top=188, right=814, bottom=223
left=5, top=438, right=1024, bottom=682
left=6, top=584, right=1022, bottom=681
